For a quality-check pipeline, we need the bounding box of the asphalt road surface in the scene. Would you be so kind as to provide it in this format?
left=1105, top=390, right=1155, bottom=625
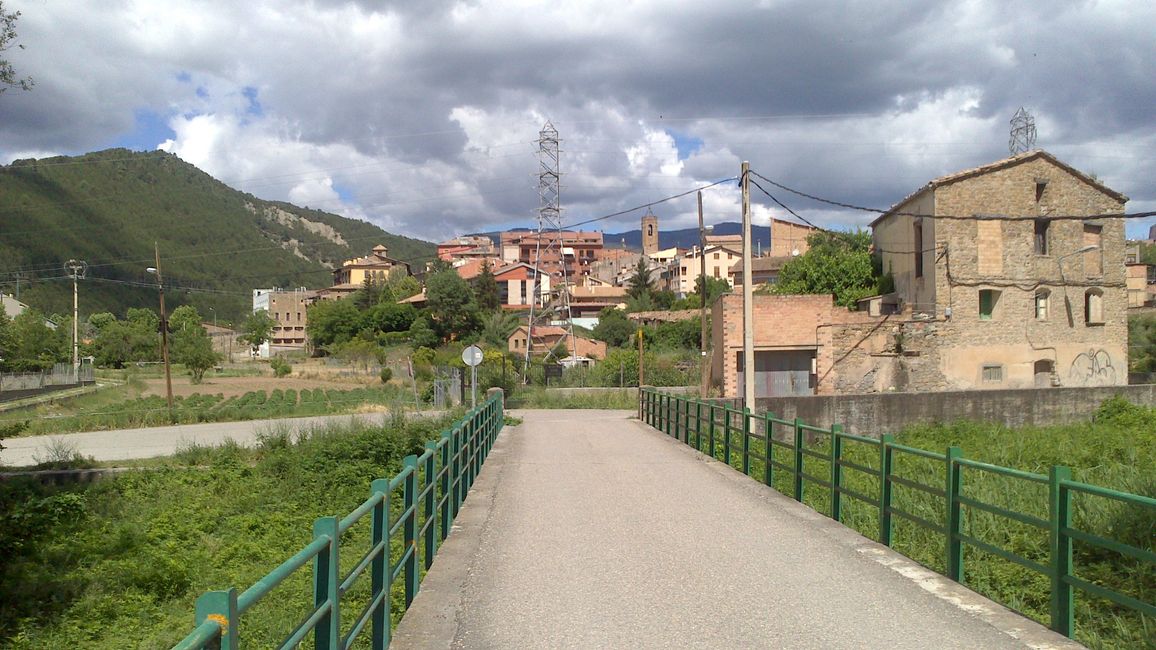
left=392, top=409, right=1082, bottom=650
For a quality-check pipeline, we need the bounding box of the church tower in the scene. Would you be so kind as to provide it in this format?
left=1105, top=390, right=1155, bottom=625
left=641, top=210, right=659, bottom=256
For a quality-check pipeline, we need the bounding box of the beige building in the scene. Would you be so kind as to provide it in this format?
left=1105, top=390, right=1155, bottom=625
left=252, top=288, right=317, bottom=357
left=321, top=245, right=411, bottom=300
left=678, top=245, right=742, bottom=294
left=1127, top=263, right=1150, bottom=308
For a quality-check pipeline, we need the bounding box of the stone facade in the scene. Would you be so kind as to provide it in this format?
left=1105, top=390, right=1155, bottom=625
left=641, top=212, right=659, bottom=256
left=873, top=150, right=1128, bottom=390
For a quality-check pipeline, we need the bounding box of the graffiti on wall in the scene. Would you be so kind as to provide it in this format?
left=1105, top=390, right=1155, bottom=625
left=1068, top=348, right=1117, bottom=386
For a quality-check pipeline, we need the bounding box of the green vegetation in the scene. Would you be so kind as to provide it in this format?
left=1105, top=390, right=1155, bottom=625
left=2, top=385, right=416, bottom=437
left=0, top=1, right=33, bottom=94
left=1129, top=313, right=1156, bottom=373
left=0, top=412, right=457, bottom=648
left=0, top=149, right=434, bottom=319
left=671, top=394, right=1154, bottom=649
left=765, top=230, right=893, bottom=307
left=506, top=387, right=639, bottom=409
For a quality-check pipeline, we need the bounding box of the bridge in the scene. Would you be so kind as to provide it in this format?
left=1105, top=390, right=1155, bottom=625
left=172, top=390, right=1153, bottom=649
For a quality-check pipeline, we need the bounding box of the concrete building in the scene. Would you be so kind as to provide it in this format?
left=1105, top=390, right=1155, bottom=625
left=711, top=150, right=1129, bottom=399
left=1, top=294, right=29, bottom=319
left=677, top=245, right=742, bottom=294
left=437, top=235, right=497, bottom=261
left=500, top=230, right=603, bottom=280
left=768, top=219, right=816, bottom=257
left=252, top=288, right=317, bottom=357
left=729, top=255, right=794, bottom=288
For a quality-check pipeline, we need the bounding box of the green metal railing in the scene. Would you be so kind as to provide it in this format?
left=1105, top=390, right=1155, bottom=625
left=172, top=392, right=504, bottom=650
left=640, top=388, right=1155, bottom=640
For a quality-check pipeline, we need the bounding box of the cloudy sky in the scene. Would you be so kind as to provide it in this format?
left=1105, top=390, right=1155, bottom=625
left=1, top=0, right=1154, bottom=243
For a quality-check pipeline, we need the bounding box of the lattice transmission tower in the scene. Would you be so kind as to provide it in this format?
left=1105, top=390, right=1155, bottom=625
left=523, top=121, right=577, bottom=380
left=1009, top=107, right=1037, bottom=156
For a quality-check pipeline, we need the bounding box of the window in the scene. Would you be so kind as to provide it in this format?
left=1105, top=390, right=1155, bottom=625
left=713, top=267, right=720, bottom=278
left=982, top=364, right=1003, bottom=383
left=1083, top=224, right=1103, bottom=276
left=1035, top=289, right=1050, bottom=321
left=1035, top=180, right=1047, bottom=203
left=1085, top=288, right=1104, bottom=325
left=713, top=252, right=720, bottom=260
left=979, top=289, right=999, bottom=320
left=1034, top=219, right=1049, bottom=255
left=913, top=220, right=924, bottom=278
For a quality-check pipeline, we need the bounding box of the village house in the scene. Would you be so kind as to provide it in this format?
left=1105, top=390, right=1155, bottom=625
left=318, top=244, right=411, bottom=301
left=500, top=230, right=603, bottom=280
left=437, top=235, right=497, bottom=261
left=507, top=325, right=607, bottom=360
left=252, top=288, right=317, bottom=357
left=711, top=150, right=1129, bottom=398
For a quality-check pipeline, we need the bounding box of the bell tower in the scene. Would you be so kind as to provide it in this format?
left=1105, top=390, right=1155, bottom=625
left=641, top=210, right=659, bottom=256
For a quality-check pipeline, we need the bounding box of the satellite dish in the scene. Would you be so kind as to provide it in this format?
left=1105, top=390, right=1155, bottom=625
left=791, top=249, right=800, bottom=256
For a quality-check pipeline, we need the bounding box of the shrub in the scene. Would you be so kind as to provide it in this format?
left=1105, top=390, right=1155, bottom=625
left=270, top=358, right=292, bottom=378
left=380, top=367, right=393, bottom=384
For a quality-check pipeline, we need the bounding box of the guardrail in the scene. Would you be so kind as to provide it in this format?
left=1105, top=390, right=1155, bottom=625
left=640, top=388, right=1155, bottom=641
left=172, top=391, right=504, bottom=650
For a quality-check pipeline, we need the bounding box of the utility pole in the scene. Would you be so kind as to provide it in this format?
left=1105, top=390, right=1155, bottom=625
left=65, top=259, right=87, bottom=380
left=637, top=329, right=644, bottom=387
left=147, top=243, right=174, bottom=412
left=741, top=161, right=755, bottom=410
left=698, top=191, right=710, bottom=396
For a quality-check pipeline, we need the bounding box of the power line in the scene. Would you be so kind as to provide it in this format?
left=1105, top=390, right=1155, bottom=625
left=561, top=177, right=737, bottom=230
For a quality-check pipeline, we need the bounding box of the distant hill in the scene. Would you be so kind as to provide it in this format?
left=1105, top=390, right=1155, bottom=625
left=467, top=222, right=774, bottom=253
left=0, top=149, right=434, bottom=321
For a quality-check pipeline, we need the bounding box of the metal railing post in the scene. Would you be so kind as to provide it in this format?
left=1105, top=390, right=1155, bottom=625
left=708, top=404, right=717, bottom=459
left=439, top=433, right=451, bottom=542
left=946, top=446, right=964, bottom=582
left=451, top=427, right=462, bottom=519
left=831, top=424, right=844, bottom=522
left=370, top=480, right=389, bottom=649
left=793, top=418, right=805, bottom=502
left=879, top=434, right=894, bottom=546
left=763, top=414, right=774, bottom=486
left=402, top=455, right=419, bottom=606
left=194, top=589, right=238, bottom=650
left=1049, top=465, right=1074, bottom=637
left=423, top=442, right=437, bottom=569
left=312, top=516, right=340, bottom=650
left=742, top=408, right=751, bottom=476
left=723, top=407, right=733, bottom=467
left=695, top=400, right=703, bottom=451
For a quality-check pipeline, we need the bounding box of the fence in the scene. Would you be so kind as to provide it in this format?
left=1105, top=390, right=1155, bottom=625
left=0, top=362, right=94, bottom=392
left=639, top=388, right=1155, bottom=642
left=172, top=390, right=505, bottom=650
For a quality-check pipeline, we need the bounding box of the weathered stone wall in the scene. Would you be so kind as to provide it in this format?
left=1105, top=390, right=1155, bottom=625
left=746, top=384, right=1156, bottom=438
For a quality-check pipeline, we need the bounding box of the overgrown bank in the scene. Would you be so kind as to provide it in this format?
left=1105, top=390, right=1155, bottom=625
left=0, top=412, right=457, bottom=648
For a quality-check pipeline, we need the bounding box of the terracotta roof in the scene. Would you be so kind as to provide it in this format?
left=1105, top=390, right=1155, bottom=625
left=399, top=291, right=427, bottom=304
left=871, top=150, right=1129, bottom=228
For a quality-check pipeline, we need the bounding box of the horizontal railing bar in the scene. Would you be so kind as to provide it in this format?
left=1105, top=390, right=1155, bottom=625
left=799, top=423, right=833, bottom=434
left=799, top=447, right=828, bottom=462
left=171, top=621, right=220, bottom=650
left=417, top=513, right=437, bottom=540
left=278, top=601, right=332, bottom=650
left=886, top=507, right=946, bottom=534
left=957, top=533, right=1049, bottom=575
left=834, top=485, right=881, bottom=507
left=1063, top=575, right=1156, bottom=618
left=837, top=431, right=881, bottom=446
left=414, top=446, right=436, bottom=466
left=888, top=475, right=946, bottom=499
left=342, top=588, right=388, bottom=650
left=769, top=459, right=796, bottom=473
left=1062, top=480, right=1156, bottom=508
left=1063, top=527, right=1156, bottom=564
left=238, top=535, right=330, bottom=613
left=799, top=472, right=832, bottom=489
left=768, top=438, right=795, bottom=450
left=338, top=493, right=383, bottom=535
left=955, top=458, right=1048, bottom=484
left=339, top=539, right=386, bottom=596
left=836, top=458, right=880, bottom=477
left=888, top=443, right=946, bottom=461
left=956, top=495, right=1050, bottom=530
left=765, top=416, right=794, bottom=426
left=389, top=466, right=413, bottom=490
left=388, top=503, right=418, bottom=538
left=391, top=545, right=415, bottom=583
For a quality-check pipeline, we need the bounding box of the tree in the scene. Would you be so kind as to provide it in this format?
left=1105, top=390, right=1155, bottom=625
left=168, top=304, right=202, bottom=334
left=8, top=310, right=67, bottom=371
left=0, top=305, right=14, bottom=371
left=473, top=260, right=501, bottom=312
left=425, top=270, right=480, bottom=340
left=695, top=275, right=732, bottom=305
left=480, top=310, right=520, bottom=348
left=388, top=275, right=422, bottom=301
left=307, top=299, right=360, bottom=349
left=0, top=2, right=33, bottom=95
left=770, top=230, right=885, bottom=307
left=592, top=307, right=637, bottom=348
left=172, top=326, right=219, bottom=384
left=626, top=258, right=656, bottom=300
left=238, top=309, right=276, bottom=350
left=360, top=302, right=417, bottom=335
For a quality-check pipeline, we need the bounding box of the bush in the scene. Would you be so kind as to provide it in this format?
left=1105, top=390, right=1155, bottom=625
left=270, top=358, right=292, bottom=378
left=380, top=367, right=393, bottom=384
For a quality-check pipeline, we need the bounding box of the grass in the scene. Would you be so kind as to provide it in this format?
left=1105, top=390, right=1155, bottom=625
left=506, top=386, right=641, bottom=409
left=2, top=384, right=421, bottom=437
left=656, top=395, right=1154, bottom=650
left=0, top=409, right=464, bottom=649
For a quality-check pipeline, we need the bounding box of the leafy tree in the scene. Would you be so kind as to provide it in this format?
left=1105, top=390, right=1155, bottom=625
left=695, top=275, right=732, bottom=305
left=168, top=304, right=202, bottom=334
left=407, top=315, right=440, bottom=350
left=473, top=260, right=501, bottom=312
left=238, top=309, right=276, bottom=350
left=88, top=312, right=117, bottom=332
left=388, top=275, right=422, bottom=301
left=125, top=308, right=160, bottom=334
left=360, top=302, right=417, bottom=335
left=0, top=2, right=33, bottom=94
left=770, top=230, right=884, bottom=308
left=0, top=305, right=14, bottom=371
left=307, top=299, right=360, bottom=349
left=7, top=310, right=67, bottom=371
left=171, top=326, right=219, bottom=384
left=652, top=289, right=676, bottom=310
left=626, top=258, right=655, bottom=300
left=1128, top=314, right=1156, bottom=373
left=426, top=259, right=452, bottom=274
left=425, top=270, right=480, bottom=340
left=592, top=307, right=637, bottom=348
left=480, top=310, right=520, bottom=348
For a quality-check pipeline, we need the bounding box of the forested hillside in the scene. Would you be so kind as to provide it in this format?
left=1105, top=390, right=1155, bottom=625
left=0, top=149, right=434, bottom=320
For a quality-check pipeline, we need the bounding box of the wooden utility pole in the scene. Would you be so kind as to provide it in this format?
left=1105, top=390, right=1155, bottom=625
left=741, top=161, right=755, bottom=410
left=698, top=191, right=710, bottom=396
left=152, top=243, right=174, bottom=412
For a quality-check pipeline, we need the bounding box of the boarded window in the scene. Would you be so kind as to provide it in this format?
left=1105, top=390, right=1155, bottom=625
left=1034, top=219, right=1049, bottom=255
left=1035, top=290, right=1050, bottom=320
left=977, top=220, right=1003, bottom=275
left=1085, top=288, right=1104, bottom=325
left=982, top=364, right=1003, bottom=383
left=1083, top=224, right=1103, bottom=276
left=979, top=289, right=999, bottom=320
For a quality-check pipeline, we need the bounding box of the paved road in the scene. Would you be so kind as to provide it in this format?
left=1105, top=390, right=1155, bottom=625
left=1, top=410, right=442, bottom=467
left=394, top=409, right=1081, bottom=650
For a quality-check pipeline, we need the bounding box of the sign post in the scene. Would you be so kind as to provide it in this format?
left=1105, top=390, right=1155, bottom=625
left=462, top=345, right=484, bottom=408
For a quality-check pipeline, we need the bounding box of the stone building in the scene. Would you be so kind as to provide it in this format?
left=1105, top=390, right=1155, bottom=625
left=710, top=150, right=1129, bottom=399
left=252, top=288, right=317, bottom=357
left=320, top=244, right=411, bottom=301
left=641, top=211, right=659, bottom=256
left=872, top=150, right=1128, bottom=390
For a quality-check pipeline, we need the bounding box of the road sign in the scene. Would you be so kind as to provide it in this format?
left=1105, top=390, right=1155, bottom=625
left=462, top=345, right=484, bottom=367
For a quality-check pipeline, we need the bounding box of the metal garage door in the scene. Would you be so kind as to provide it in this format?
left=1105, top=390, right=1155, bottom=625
left=737, top=350, right=815, bottom=397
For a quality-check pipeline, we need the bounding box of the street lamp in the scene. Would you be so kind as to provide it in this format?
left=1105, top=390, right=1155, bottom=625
left=146, top=244, right=174, bottom=413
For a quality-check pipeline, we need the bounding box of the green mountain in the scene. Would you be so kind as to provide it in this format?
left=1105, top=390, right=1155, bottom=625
left=0, top=149, right=435, bottom=322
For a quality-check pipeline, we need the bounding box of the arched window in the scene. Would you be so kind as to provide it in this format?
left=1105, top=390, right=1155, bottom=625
left=1084, top=288, right=1104, bottom=325
left=1034, top=289, right=1050, bottom=321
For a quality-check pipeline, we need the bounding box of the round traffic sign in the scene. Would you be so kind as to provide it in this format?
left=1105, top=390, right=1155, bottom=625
left=462, top=344, right=484, bottom=367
